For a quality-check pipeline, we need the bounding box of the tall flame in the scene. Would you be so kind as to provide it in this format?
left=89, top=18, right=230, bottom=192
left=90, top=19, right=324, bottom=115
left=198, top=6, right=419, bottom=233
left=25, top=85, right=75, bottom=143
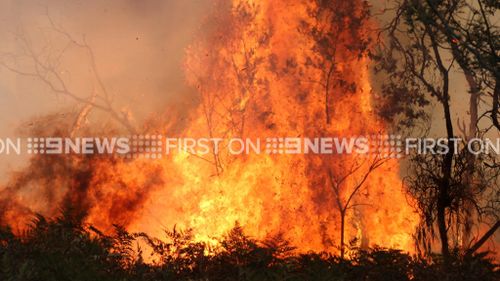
left=124, top=0, right=418, bottom=252
left=1, top=0, right=418, bottom=255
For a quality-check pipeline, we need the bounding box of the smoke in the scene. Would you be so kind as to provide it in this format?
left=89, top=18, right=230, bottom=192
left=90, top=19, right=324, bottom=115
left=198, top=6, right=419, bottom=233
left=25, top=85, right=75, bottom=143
left=0, top=0, right=211, bottom=229
left=0, top=0, right=210, bottom=177
left=0, top=0, right=429, bottom=253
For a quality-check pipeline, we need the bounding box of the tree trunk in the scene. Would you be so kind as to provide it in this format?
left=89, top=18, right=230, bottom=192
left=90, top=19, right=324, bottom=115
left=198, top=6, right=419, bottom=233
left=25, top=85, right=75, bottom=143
left=440, top=102, right=453, bottom=262
left=462, top=71, right=479, bottom=247
left=340, top=210, right=346, bottom=259
left=439, top=89, right=453, bottom=262
left=492, top=80, right=500, bottom=131
left=437, top=198, right=450, bottom=260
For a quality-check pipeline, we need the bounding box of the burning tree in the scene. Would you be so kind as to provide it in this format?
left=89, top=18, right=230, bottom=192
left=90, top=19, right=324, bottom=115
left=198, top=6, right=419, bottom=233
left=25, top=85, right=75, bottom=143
left=297, top=0, right=372, bottom=125
left=1, top=0, right=417, bottom=259
left=183, top=0, right=417, bottom=253
left=327, top=154, right=388, bottom=258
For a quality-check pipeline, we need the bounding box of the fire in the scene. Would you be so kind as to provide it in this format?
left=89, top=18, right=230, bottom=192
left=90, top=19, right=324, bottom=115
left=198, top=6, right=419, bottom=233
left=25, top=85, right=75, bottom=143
left=126, top=0, right=417, bottom=252
left=0, top=0, right=418, bottom=255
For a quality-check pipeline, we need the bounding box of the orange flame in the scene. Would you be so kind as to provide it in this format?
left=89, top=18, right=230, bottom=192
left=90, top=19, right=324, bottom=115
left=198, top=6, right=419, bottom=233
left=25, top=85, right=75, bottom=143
left=1, top=0, right=419, bottom=255
left=123, top=0, right=417, bottom=253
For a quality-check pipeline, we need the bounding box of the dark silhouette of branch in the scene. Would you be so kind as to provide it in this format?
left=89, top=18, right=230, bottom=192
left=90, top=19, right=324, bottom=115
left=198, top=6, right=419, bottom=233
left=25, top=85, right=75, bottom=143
left=0, top=11, right=136, bottom=134
left=327, top=154, right=388, bottom=258
left=465, top=220, right=500, bottom=257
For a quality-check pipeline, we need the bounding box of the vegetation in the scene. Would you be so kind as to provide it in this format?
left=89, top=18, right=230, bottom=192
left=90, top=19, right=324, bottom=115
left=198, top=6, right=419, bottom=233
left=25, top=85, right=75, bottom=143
left=0, top=1, right=498, bottom=280
left=374, top=0, right=500, bottom=263
left=0, top=211, right=497, bottom=281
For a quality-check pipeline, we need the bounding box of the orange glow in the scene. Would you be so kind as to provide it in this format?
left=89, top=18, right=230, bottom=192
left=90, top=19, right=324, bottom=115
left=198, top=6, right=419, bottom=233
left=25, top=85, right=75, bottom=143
left=125, top=0, right=417, bottom=253
left=1, top=0, right=419, bottom=255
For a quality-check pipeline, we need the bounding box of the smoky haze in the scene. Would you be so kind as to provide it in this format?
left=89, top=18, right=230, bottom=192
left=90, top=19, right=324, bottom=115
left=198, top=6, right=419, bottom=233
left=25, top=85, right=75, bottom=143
left=0, top=0, right=497, bottom=255
left=0, top=0, right=210, bottom=177
left=0, top=0, right=478, bottom=176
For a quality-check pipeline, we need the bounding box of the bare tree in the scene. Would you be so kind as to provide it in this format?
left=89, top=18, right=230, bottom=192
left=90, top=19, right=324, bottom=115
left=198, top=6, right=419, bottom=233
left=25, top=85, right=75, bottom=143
left=327, top=154, right=387, bottom=259
left=0, top=11, right=136, bottom=134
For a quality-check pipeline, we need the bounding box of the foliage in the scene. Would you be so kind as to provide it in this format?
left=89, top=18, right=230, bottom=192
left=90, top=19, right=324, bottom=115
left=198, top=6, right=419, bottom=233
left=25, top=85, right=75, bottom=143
left=0, top=211, right=498, bottom=281
left=374, top=0, right=500, bottom=261
left=373, top=0, right=499, bottom=131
